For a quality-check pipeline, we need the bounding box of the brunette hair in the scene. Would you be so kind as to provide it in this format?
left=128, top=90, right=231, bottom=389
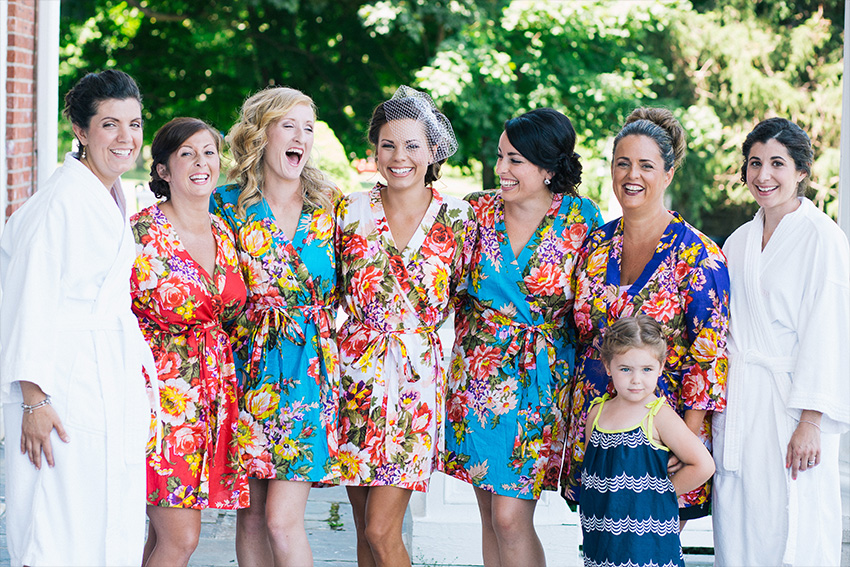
left=367, top=98, right=449, bottom=185
left=600, top=315, right=667, bottom=367
left=503, top=108, right=582, bottom=196
left=63, top=69, right=142, bottom=157
left=741, top=117, right=812, bottom=197
left=613, top=107, right=687, bottom=172
left=149, top=117, right=222, bottom=200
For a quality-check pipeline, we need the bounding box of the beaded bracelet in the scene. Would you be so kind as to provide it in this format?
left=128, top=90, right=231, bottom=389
left=799, top=419, right=821, bottom=431
left=21, top=395, right=51, bottom=414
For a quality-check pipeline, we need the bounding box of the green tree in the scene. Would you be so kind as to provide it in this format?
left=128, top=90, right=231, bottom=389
left=59, top=0, right=483, bottom=154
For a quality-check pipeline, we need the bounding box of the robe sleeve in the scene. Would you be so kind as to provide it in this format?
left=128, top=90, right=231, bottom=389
left=786, top=228, right=850, bottom=434
left=679, top=243, right=730, bottom=412
left=451, top=202, right=478, bottom=305
left=0, top=231, right=63, bottom=400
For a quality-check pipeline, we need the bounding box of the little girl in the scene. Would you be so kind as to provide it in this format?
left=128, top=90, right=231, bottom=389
left=580, top=315, right=715, bottom=567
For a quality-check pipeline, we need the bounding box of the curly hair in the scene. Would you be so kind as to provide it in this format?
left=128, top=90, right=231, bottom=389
left=227, top=87, right=335, bottom=217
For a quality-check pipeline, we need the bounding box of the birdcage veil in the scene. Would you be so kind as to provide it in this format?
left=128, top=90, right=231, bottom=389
left=380, top=85, right=458, bottom=165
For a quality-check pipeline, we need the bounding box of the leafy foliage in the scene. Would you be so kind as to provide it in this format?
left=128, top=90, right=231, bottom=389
left=59, top=0, right=845, bottom=239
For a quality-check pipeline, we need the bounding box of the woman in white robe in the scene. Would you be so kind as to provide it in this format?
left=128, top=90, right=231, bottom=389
left=712, top=117, right=850, bottom=566
left=0, top=70, right=156, bottom=567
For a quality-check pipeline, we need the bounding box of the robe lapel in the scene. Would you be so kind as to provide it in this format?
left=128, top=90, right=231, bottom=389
left=370, top=184, right=443, bottom=310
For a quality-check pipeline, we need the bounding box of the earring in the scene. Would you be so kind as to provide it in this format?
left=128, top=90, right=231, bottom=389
left=80, top=145, right=87, bottom=160
left=544, top=178, right=551, bottom=186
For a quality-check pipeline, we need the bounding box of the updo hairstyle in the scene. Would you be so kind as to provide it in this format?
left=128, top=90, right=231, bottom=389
left=613, top=107, right=686, bottom=172
left=503, top=108, right=582, bottom=196
left=740, top=117, right=812, bottom=197
left=600, top=314, right=667, bottom=368
left=368, top=98, right=448, bottom=186
left=149, top=117, right=222, bottom=200
left=63, top=69, right=142, bottom=156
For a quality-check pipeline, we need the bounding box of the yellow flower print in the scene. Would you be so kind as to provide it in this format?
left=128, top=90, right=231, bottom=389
left=240, top=221, right=274, bottom=257
left=691, top=328, right=719, bottom=363
left=586, top=248, right=607, bottom=277
left=275, top=437, right=299, bottom=460
left=680, top=242, right=701, bottom=266
left=245, top=384, right=280, bottom=420
left=174, top=300, right=197, bottom=320
left=309, top=212, right=334, bottom=241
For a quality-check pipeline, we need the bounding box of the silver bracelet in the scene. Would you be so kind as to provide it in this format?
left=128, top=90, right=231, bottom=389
left=799, top=419, right=821, bottom=431
left=21, top=395, right=51, bottom=414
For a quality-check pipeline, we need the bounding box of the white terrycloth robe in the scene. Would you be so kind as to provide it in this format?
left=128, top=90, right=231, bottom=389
left=712, top=198, right=850, bottom=567
left=0, top=153, right=155, bottom=566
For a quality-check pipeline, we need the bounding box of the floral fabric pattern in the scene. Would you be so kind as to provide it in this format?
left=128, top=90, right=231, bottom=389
left=444, top=191, right=602, bottom=499
left=212, top=184, right=341, bottom=483
left=562, top=213, right=730, bottom=510
left=337, top=184, right=476, bottom=492
left=131, top=205, right=248, bottom=509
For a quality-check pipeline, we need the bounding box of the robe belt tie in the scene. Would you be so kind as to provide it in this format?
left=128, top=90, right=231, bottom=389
left=246, top=302, right=336, bottom=384
left=348, top=319, right=442, bottom=462
left=474, top=300, right=560, bottom=411
left=147, top=319, right=224, bottom=465
left=58, top=313, right=163, bottom=454
left=722, top=349, right=796, bottom=472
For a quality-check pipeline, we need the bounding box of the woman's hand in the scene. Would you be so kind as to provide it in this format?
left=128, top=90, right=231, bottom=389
left=21, top=403, right=70, bottom=469
left=18, top=381, right=70, bottom=469
left=667, top=454, right=684, bottom=475
left=785, top=410, right=822, bottom=480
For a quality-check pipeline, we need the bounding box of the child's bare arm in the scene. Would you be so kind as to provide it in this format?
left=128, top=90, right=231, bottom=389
left=585, top=404, right=601, bottom=448
left=655, top=405, right=715, bottom=496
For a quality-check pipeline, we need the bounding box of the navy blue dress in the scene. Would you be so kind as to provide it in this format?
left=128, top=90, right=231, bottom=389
left=580, top=395, right=684, bottom=567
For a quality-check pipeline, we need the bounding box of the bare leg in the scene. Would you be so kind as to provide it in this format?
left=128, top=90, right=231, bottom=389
left=490, top=494, right=545, bottom=567
left=473, top=486, right=501, bottom=567
left=236, top=478, right=273, bottom=566
left=144, top=506, right=201, bottom=567
left=142, top=519, right=157, bottom=566
left=265, top=480, right=313, bottom=566
left=363, top=486, right=413, bottom=567
left=347, top=486, right=377, bottom=567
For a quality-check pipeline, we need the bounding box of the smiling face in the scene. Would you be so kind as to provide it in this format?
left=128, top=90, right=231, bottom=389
left=495, top=131, right=551, bottom=204
left=156, top=129, right=220, bottom=202
left=611, top=134, right=674, bottom=214
left=263, top=103, right=314, bottom=187
left=376, top=118, right=432, bottom=192
left=745, top=138, right=806, bottom=220
left=72, top=97, right=143, bottom=188
left=604, top=346, right=663, bottom=405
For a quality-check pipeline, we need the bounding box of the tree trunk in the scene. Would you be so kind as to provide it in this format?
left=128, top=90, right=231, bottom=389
left=481, top=151, right=495, bottom=191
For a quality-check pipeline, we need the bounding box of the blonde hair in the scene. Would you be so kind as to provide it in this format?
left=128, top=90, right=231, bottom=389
left=227, top=87, right=336, bottom=217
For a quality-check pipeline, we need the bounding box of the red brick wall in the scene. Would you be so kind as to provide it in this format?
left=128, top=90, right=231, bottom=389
left=6, top=0, right=37, bottom=218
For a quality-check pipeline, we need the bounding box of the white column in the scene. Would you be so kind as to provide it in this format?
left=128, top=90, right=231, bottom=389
left=36, top=0, right=60, bottom=181
left=839, top=4, right=850, bottom=565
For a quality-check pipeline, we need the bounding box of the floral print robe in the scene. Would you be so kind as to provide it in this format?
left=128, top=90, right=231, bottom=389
left=212, top=184, right=341, bottom=483
left=131, top=205, right=248, bottom=509
left=443, top=191, right=602, bottom=499
left=337, top=184, right=476, bottom=492
left=562, top=212, right=729, bottom=512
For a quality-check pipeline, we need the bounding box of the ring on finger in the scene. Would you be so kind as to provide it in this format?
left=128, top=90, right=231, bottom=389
left=807, top=460, right=815, bottom=466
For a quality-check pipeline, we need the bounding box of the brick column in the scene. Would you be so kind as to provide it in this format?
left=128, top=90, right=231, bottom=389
left=5, top=0, right=37, bottom=219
